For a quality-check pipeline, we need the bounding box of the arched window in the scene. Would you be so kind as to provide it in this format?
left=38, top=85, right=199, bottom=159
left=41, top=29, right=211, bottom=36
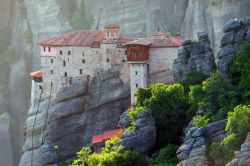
left=82, top=59, right=85, bottom=64
left=68, top=50, right=71, bottom=55
left=51, top=59, right=53, bottom=63
left=48, top=47, right=51, bottom=52
left=64, top=72, right=68, bottom=77
left=63, top=60, right=66, bottom=66
left=60, top=50, right=63, bottom=55
left=107, top=58, right=110, bottom=62
left=80, top=69, right=82, bottom=74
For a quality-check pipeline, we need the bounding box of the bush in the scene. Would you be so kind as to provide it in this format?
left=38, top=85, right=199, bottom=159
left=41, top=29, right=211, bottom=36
left=226, top=105, right=250, bottom=136
left=71, top=137, right=148, bottom=166
left=209, top=104, right=250, bottom=164
left=193, top=116, right=209, bottom=128
left=149, top=144, right=179, bottom=166
left=182, top=71, right=208, bottom=93
left=229, top=42, right=250, bottom=102
left=189, top=72, right=238, bottom=127
left=140, top=83, right=188, bottom=147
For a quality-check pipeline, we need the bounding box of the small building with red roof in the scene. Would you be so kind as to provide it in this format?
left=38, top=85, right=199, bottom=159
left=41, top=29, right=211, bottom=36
left=92, top=128, right=121, bottom=153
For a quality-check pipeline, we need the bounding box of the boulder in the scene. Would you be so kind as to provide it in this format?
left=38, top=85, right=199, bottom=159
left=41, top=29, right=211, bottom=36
left=173, top=32, right=216, bottom=82
left=116, top=110, right=156, bottom=154
left=226, top=132, right=250, bottom=166
left=218, top=18, right=250, bottom=77
left=223, top=19, right=242, bottom=33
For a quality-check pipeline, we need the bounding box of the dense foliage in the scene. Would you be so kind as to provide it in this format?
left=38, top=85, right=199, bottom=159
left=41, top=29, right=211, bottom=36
left=135, top=83, right=188, bottom=147
left=148, top=144, right=178, bottom=166
left=229, top=42, right=250, bottom=102
left=209, top=105, right=250, bottom=164
left=189, top=72, right=238, bottom=127
left=70, top=137, right=147, bottom=166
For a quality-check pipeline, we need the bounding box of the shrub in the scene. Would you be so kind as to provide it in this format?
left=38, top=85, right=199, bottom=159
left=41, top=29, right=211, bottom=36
left=143, top=83, right=188, bottom=147
left=182, top=71, right=208, bottom=93
left=229, top=42, right=250, bottom=102
left=71, top=137, right=148, bottom=166
left=149, top=144, right=179, bottom=166
left=226, top=105, right=250, bottom=135
left=193, top=116, right=209, bottom=128
left=189, top=72, right=238, bottom=127
left=135, top=88, right=152, bottom=107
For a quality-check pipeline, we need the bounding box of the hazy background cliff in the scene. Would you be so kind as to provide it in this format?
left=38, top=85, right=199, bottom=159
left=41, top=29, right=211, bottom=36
left=0, top=0, right=249, bottom=165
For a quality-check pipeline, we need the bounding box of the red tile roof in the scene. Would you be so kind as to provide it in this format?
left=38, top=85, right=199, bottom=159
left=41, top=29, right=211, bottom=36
left=92, top=128, right=121, bottom=144
left=39, top=30, right=105, bottom=47
left=39, top=30, right=133, bottom=47
left=102, top=34, right=134, bottom=44
left=105, top=24, right=120, bottom=29
left=30, top=70, right=43, bottom=78
left=126, top=34, right=182, bottom=48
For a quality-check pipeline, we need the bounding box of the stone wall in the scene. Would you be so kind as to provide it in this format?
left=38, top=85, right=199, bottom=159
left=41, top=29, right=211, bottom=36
left=217, top=18, right=250, bottom=77
left=41, top=43, right=129, bottom=94
left=149, top=47, right=179, bottom=84
left=173, top=32, right=216, bottom=82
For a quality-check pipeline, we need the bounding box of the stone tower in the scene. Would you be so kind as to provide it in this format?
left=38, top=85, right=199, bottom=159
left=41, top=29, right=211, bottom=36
left=126, top=40, right=151, bottom=105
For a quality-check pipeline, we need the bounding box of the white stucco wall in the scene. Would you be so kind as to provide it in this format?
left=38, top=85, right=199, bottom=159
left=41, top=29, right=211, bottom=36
left=129, top=63, right=148, bottom=105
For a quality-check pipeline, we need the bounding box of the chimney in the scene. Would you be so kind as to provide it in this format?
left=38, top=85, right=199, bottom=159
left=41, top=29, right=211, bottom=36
left=104, top=24, right=120, bottom=40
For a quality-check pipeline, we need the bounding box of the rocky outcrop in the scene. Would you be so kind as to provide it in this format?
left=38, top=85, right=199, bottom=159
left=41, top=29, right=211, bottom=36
left=0, top=113, right=13, bottom=166
left=173, top=32, right=216, bottom=82
left=177, top=120, right=226, bottom=166
left=226, top=132, right=250, bottom=166
left=217, top=18, right=250, bottom=77
left=116, top=110, right=156, bottom=154
left=20, top=69, right=130, bottom=165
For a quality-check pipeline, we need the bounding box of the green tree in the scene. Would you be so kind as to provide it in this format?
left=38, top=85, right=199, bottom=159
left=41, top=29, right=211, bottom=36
left=71, top=137, right=148, bottom=166
left=142, top=84, right=188, bottom=147
left=229, top=42, right=250, bottom=102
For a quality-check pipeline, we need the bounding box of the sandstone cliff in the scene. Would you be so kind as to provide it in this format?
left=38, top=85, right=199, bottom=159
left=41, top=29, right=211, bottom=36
left=0, top=0, right=249, bottom=165
left=20, top=69, right=130, bottom=165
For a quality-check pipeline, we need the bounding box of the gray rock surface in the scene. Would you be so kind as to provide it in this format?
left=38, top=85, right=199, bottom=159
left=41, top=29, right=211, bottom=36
left=173, top=32, right=216, bottom=82
left=217, top=18, right=250, bottom=77
left=116, top=110, right=156, bottom=154
left=0, top=113, right=13, bottom=166
left=20, top=69, right=130, bottom=165
left=226, top=132, right=250, bottom=166
left=177, top=120, right=226, bottom=166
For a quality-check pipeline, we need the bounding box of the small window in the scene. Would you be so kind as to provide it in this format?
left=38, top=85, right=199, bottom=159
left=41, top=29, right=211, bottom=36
left=60, top=50, right=63, bottom=55
left=51, top=70, right=53, bottom=75
left=135, top=71, right=138, bottom=75
left=48, top=47, right=51, bottom=52
left=68, top=50, right=71, bottom=55
left=80, top=69, right=82, bottom=74
left=136, top=83, right=139, bottom=88
left=82, top=52, right=84, bottom=56
left=122, top=59, right=125, bottom=63
left=82, top=59, right=85, bottom=64
left=43, top=46, right=46, bottom=52
left=68, top=58, right=69, bottom=62
left=63, top=60, right=66, bottom=66
left=107, top=58, right=110, bottom=62
left=64, top=72, right=68, bottom=77
left=125, top=50, right=127, bottom=55
left=51, top=59, right=53, bottom=63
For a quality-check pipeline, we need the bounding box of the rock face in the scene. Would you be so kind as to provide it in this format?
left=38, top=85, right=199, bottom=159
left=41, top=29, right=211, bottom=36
left=173, top=32, right=216, bottom=82
left=0, top=113, right=13, bottom=166
left=116, top=110, right=156, bottom=154
left=217, top=18, right=250, bottom=77
left=226, top=132, right=250, bottom=166
left=20, top=70, right=130, bottom=165
left=177, top=120, right=226, bottom=166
